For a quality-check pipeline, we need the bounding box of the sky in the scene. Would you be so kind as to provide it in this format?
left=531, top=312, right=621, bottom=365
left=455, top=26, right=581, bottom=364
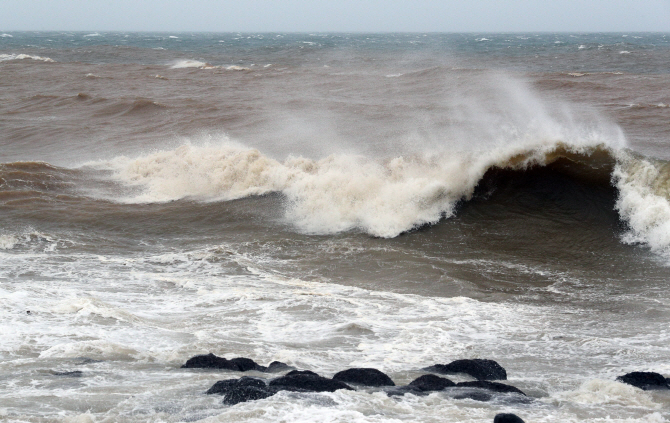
left=1, top=0, right=670, bottom=32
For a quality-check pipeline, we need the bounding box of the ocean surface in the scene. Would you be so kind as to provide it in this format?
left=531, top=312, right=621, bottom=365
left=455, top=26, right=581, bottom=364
left=1, top=32, right=670, bottom=423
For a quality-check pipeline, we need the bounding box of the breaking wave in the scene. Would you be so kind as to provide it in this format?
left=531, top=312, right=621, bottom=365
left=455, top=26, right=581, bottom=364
left=74, top=133, right=653, bottom=247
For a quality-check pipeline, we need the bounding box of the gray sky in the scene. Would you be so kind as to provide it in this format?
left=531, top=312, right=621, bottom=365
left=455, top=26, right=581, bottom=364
left=2, top=0, right=670, bottom=32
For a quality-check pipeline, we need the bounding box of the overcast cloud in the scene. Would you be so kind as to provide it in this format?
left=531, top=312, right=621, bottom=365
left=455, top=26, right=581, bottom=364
left=1, top=0, right=669, bottom=32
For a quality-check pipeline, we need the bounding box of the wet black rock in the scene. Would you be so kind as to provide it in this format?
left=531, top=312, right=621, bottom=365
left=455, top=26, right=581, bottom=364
left=456, top=381, right=526, bottom=396
left=494, top=413, right=525, bottom=423
left=224, top=384, right=275, bottom=405
left=269, top=372, right=353, bottom=392
left=267, top=361, right=295, bottom=373
left=332, top=368, right=395, bottom=387
left=425, top=359, right=507, bottom=381
left=207, top=379, right=238, bottom=395
left=408, top=374, right=455, bottom=391
left=285, top=370, right=320, bottom=377
left=206, top=377, right=277, bottom=405
left=453, top=391, right=493, bottom=401
left=181, top=353, right=267, bottom=372
left=616, top=372, right=670, bottom=390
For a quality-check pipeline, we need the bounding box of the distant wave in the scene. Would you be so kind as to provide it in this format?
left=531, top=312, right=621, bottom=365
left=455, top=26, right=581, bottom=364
left=170, top=60, right=251, bottom=71
left=0, top=53, right=54, bottom=62
left=171, top=60, right=216, bottom=69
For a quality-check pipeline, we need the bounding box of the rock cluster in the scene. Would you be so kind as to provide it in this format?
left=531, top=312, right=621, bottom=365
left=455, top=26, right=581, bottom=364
left=182, top=353, right=669, bottom=423
left=181, top=353, right=293, bottom=373
left=184, top=356, right=526, bottom=406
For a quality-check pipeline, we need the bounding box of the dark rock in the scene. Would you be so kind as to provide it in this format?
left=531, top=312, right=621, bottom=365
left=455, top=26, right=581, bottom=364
left=206, top=377, right=277, bottom=405
left=267, top=361, right=295, bottom=373
left=408, top=374, right=455, bottom=391
left=51, top=370, right=83, bottom=377
left=494, top=413, right=525, bottom=423
left=223, top=384, right=275, bottom=405
left=332, top=368, right=395, bottom=387
left=285, top=370, right=320, bottom=377
left=616, top=372, right=670, bottom=390
left=181, top=353, right=266, bottom=372
left=453, top=391, right=493, bottom=402
left=425, top=359, right=507, bottom=381
left=269, top=372, right=353, bottom=393
left=457, top=381, right=526, bottom=396
left=206, top=379, right=239, bottom=395
left=229, top=357, right=266, bottom=372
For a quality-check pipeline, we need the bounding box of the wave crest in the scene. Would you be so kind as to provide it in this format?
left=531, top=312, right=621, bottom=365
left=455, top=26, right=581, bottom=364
left=96, top=138, right=618, bottom=238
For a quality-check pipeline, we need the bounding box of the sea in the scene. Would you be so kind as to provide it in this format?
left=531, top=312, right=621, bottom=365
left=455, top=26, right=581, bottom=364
left=1, top=31, right=670, bottom=423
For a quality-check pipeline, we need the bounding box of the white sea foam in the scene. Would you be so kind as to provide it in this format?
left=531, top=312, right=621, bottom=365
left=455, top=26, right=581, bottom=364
left=620, top=51, right=631, bottom=54
left=2, top=237, right=669, bottom=422
left=84, top=32, right=101, bottom=37
left=549, top=379, right=660, bottom=408
left=226, top=65, right=251, bottom=71
left=39, top=340, right=140, bottom=360
left=0, top=235, right=17, bottom=250
left=0, top=53, right=54, bottom=62
left=613, top=151, right=670, bottom=255
left=0, top=33, right=12, bottom=38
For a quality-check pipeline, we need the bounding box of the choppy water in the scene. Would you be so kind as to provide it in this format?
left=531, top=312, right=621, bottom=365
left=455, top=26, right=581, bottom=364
left=1, top=32, right=670, bottom=423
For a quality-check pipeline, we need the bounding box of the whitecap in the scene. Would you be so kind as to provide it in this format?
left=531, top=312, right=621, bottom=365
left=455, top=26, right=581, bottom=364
left=0, top=235, right=17, bottom=250
left=0, top=53, right=55, bottom=62
left=171, top=59, right=213, bottom=69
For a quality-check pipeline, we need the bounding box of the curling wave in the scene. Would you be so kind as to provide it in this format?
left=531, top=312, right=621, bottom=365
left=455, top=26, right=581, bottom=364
left=80, top=134, right=651, bottom=244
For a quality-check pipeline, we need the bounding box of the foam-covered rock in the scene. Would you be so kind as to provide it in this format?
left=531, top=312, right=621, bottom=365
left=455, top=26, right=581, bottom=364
left=616, top=372, right=670, bottom=390
left=408, top=374, right=455, bottom=391
left=494, top=413, right=525, bottom=423
left=332, top=368, right=395, bottom=387
left=425, top=359, right=507, bottom=380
